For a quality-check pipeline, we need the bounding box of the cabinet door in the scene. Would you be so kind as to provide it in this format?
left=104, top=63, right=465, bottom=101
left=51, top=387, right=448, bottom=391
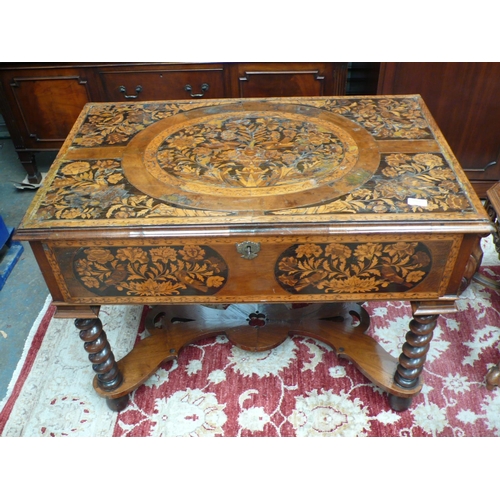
left=234, top=63, right=347, bottom=98
left=98, top=64, right=226, bottom=102
left=0, top=67, right=94, bottom=150
left=378, top=62, right=500, bottom=197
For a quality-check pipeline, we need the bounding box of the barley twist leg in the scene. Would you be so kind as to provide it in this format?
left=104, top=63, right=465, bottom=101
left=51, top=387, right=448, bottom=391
left=389, top=313, right=438, bottom=411
left=75, top=318, right=129, bottom=411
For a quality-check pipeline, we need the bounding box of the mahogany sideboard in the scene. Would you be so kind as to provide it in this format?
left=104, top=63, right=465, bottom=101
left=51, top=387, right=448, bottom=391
left=15, top=95, right=491, bottom=412
left=0, top=62, right=348, bottom=184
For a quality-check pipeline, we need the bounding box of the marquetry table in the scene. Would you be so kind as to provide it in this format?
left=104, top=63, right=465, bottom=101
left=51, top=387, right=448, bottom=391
left=16, top=95, right=492, bottom=412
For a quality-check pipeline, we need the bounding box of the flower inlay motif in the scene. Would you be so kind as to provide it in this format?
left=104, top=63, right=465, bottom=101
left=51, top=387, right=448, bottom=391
left=271, top=153, right=473, bottom=215
left=144, top=112, right=359, bottom=195
left=74, top=245, right=228, bottom=297
left=35, top=160, right=229, bottom=222
left=276, top=241, right=432, bottom=294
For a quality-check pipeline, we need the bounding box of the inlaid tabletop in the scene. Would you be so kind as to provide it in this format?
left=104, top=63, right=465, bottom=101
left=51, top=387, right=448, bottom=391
left=19, top=95, right=485, bottom=230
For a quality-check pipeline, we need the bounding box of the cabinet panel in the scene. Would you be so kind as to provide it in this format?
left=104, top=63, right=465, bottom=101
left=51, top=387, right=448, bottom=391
left=4, top=70, right=92, bottom=148
left=234, top=63, right=347, bottom=98
left=98, top=66, right=226, bottom=101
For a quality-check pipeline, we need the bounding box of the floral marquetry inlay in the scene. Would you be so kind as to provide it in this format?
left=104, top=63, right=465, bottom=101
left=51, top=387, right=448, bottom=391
left=275, top=241, right=432, bottom=294
left=72, top=97, right=433, bottom=148
left=324, top=97, right=433, bottom=139
left=73, top=245, right=228, bottom=297
left=271, top=153, right=473, bottom=215
left=35, top=160, right=230, bottom=222
left=144, top=111, right=359, bottom=196
left=73, top=102, right=201, bottom=147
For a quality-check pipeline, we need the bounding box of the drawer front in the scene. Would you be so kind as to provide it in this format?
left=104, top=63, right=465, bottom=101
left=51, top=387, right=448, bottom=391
left=235, top=62, right=347, bottom=98
left=43, top=233, right=462, bottom=305
left=98, top=67, right=226, bottom=102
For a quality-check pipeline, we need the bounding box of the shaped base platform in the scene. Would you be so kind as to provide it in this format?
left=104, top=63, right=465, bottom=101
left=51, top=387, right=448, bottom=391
left=75, top=302, right=428, bottom=412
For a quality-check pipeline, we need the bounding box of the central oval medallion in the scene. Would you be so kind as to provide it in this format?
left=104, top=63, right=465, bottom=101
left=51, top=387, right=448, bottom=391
left=122, top=102, right=380, bottom=212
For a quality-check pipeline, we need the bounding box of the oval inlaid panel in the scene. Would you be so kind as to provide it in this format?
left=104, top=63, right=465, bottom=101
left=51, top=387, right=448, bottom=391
left=275, top=241, right=432, bottom=294
left=122, top=102, right=380, bottom=212
left=145, top=111, right=358, bottom=197
left=73, top=245, right=228, bottom=297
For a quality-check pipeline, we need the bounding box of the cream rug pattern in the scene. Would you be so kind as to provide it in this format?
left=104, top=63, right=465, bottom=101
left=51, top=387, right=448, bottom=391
left=2, top=236, right=500, bottom=437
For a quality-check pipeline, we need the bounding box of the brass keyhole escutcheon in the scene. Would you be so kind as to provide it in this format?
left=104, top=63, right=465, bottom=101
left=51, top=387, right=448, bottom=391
left=236, top=241, right=261, bottom=260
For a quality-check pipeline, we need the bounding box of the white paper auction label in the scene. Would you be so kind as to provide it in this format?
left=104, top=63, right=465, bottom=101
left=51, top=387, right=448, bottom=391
left=407, top=198, right=428, bottom=207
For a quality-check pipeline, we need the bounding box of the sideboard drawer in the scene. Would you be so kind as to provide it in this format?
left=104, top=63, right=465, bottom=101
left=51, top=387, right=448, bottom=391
left=234, top=62, right=348, bottom=97
left=98, top=65, right=226, bottom=102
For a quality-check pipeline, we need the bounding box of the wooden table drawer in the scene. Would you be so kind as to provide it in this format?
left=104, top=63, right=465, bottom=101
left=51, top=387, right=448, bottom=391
left=43, top=233, right=461, bottom=305
left=98, top=66, right=226, bottom=102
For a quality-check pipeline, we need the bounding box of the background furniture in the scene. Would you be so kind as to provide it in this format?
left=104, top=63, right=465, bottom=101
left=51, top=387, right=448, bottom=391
left=378, top=62, right=500, bottom=198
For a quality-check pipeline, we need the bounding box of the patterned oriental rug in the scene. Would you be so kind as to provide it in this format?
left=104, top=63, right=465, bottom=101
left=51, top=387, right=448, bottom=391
left=2, top=237, right=500, bottom=437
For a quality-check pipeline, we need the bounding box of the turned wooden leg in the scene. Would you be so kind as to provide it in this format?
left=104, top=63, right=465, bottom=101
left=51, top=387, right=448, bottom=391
left=75, top=318, right=129, bottom=411
left=390, top=311, right=438, bottom=411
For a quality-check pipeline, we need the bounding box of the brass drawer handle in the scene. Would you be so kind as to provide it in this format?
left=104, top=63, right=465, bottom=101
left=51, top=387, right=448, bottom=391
left=119, top=85, right=142, bottom=99
left=184, top=83, right=209, bottom=98
left=236, top=241, right=261, bottom=260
